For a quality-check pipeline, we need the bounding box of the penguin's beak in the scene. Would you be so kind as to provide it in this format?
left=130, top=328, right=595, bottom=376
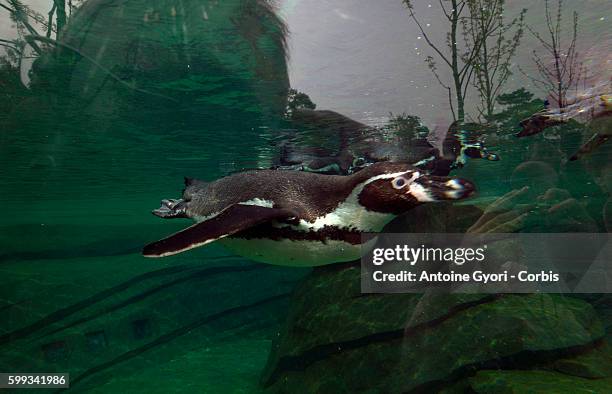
left=410, top=175, right=475, bottom=202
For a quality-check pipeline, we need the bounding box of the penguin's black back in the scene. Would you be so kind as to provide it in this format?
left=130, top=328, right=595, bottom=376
left=185, top=162, right=411, bottom=221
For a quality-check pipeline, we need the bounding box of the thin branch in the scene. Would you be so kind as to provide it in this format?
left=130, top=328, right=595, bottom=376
left=404, top=1, right=452, bottom=68
left=46, top=3, right=56, bottom=38
left=439, top=0, right=451, bottom=20
left=0, top=41, right=20, bottom=53
left=1, top=1, right=43, bottom=54
left=447, top=86, right=456, bottom=121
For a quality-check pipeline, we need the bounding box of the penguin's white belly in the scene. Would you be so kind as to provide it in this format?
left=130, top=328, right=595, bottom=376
left=219, top=237, right=369, bottom=267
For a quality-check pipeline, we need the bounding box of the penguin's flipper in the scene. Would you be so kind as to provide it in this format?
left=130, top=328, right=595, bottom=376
left=143, top=205, right=296, bottom=258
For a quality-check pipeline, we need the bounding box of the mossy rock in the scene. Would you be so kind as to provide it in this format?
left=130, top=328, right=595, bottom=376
left=261, top=261, right=606, bottom=393
left=465, top=370, right=612, bottom=393
left=550, top=342, right=612, bottom=379
left=32, top=0, right=289, bottom=131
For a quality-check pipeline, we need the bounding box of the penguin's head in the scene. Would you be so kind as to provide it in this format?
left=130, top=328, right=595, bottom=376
left=357, top=163, right=475, bottom=214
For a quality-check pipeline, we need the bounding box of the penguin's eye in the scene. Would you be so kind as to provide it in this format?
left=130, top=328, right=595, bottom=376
left=392, top=177, right=408, bottom=189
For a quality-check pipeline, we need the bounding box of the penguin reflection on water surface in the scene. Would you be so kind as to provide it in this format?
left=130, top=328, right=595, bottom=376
left=143, top=162, right=475, bottom=266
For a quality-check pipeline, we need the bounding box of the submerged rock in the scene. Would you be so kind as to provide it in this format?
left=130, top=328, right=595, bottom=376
left=35, top=0, right=289, bottom=118
left=261, top=261, right=611, bottom=393
left=448, top=370, right=612, bottom=393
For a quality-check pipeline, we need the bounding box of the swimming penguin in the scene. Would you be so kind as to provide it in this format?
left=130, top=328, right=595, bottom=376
left=143, top=162, right=475, bottom=266
left=518, top=86, right=611, bottom=160
left=569, top=95, right=611, bottom=160
left=275, top=109, right=497, bottom=176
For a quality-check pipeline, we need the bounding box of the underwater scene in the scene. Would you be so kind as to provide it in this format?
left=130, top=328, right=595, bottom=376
left=0, top=0, right=611, bottom=392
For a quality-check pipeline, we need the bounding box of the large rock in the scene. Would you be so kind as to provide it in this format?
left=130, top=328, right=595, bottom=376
left=261, top=261, right=610, bottom=393
left=449, top=370, right=612, bottom=393
left=33, top=0, right=289, bottom=125
left=9, top=0, right=291, bottom=202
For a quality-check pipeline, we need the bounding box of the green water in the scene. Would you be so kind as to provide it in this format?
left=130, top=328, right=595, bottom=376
left=1, top=1, right=611, bottom=393
left=0, top=1, right=303, bottom=391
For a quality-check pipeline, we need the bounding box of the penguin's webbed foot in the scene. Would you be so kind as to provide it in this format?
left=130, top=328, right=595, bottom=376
left=153, top=199, right=188, bottom=219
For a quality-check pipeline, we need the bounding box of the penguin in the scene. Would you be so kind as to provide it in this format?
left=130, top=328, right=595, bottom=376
left=143, top=162, right=475, bottom=266
left=569, top=96, right=611, bottom=160
left=442, top=121, right=500, bottom=168
left=275, top=109, right=497, bottom=175
left=518, top=90, right=611, bottom=160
